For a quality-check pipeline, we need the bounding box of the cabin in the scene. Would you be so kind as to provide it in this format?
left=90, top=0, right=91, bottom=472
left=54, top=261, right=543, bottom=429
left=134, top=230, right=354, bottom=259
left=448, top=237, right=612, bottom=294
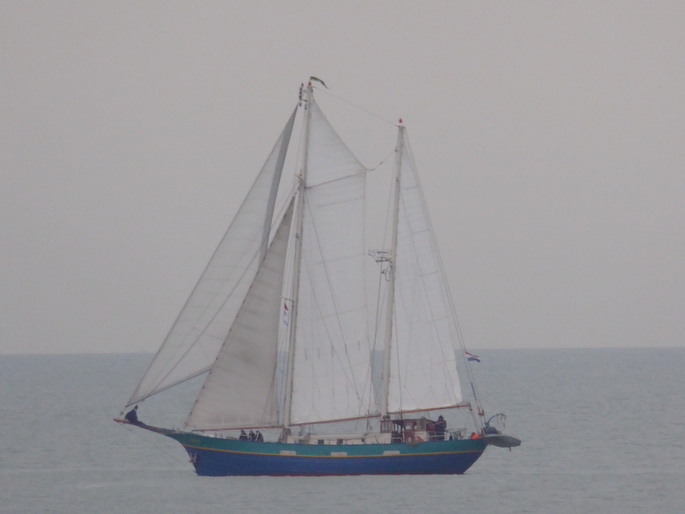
left=380, top=417, right=466, bottom=443
left=280, top=417, right=465, bottom=446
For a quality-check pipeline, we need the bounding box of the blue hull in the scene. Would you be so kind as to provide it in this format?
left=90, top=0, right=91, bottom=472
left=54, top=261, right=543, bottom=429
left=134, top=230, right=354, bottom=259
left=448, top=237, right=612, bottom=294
left=164, top=431, right=486, bottom=476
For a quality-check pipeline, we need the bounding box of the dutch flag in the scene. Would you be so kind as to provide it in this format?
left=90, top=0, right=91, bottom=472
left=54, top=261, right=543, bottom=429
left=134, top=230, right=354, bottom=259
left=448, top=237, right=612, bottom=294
left=465, top=351, right=480, bottom=363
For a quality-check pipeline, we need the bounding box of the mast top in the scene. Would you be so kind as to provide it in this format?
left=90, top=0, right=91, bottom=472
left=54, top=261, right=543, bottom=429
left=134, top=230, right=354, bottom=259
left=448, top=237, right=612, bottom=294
left=309, top=76, right=328, bottom=89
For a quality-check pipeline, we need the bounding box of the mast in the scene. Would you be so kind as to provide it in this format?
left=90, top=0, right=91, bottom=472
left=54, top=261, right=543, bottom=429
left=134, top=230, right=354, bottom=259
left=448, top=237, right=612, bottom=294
left=282, top=82, right=313, bottom=430
left=380, top=123, right=404, bottom=417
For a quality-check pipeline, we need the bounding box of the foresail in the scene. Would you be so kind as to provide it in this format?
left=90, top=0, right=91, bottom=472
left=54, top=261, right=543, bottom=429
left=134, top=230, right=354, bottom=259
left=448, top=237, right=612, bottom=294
left=289, top=99, right=374, bottom=425
left=126, top=108, right=297, bottom=407
left=387, top=131, right=462, bottom=413
left=185, top=200, right=294, bottom=430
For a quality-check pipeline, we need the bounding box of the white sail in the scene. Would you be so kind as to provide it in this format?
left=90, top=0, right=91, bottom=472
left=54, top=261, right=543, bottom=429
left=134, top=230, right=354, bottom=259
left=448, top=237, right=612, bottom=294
left=185, top=200, right=294, bottom=430
left=289, top=99, right=374, bottom=425
left=387, top=130, right=463, bottom=413
left=126, top=109, right=297, bottom=407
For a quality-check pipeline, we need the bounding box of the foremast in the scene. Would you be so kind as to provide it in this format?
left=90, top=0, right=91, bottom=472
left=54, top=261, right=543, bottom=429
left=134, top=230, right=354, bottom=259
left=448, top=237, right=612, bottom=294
left=282, top=82, right=313, bottom=435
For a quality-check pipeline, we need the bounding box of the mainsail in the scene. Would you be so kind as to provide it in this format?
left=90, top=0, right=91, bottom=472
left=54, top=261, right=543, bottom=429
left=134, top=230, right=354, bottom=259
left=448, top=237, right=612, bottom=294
left=387, top=129, right=463, bottom=413
left=126, top=109, right=297, bottom=407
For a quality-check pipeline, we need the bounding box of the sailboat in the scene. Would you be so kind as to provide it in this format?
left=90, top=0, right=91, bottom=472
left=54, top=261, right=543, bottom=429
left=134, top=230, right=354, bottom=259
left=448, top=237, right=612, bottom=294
left=115, top=80, right=520, bottom=476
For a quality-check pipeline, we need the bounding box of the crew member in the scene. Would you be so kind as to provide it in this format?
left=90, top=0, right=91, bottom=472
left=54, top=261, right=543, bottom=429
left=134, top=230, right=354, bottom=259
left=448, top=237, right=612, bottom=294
left=435, top=415, right=447, bottom=441
left=125, top=406, right=140, bottom=425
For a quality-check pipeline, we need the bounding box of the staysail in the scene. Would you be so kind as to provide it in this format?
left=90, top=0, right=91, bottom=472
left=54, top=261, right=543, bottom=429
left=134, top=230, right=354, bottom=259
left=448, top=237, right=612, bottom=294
left=185, top=200, right=294, bottom=430
left=126, top=109, right=297, bottom=407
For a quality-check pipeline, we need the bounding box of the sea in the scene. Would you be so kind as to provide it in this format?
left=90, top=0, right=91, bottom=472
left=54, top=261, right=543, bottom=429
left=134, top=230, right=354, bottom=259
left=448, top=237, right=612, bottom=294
left=2, top=348, right=684, bottom=513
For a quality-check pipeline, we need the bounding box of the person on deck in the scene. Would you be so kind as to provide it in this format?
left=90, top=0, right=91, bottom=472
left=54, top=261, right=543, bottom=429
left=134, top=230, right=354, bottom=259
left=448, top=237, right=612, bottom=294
left=256, top=431, right=264, bottom=442
left=239, top=430, right=248, bottom=440
left=249, top=430, right=256, bottom=441
left=435, top=415, right=447, bottom=441
left=125, top=406, right=140, bottom=425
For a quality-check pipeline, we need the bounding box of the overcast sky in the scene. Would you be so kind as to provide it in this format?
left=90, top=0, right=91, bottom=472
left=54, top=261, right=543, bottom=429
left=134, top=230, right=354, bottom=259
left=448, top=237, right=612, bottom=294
left=2, top=1, right=683, bottom=354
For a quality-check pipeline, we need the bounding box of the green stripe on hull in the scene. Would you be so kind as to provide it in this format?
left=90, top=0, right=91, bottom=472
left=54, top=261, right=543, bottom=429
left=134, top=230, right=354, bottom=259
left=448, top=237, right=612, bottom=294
left=167, top=431, right=486, bottom=458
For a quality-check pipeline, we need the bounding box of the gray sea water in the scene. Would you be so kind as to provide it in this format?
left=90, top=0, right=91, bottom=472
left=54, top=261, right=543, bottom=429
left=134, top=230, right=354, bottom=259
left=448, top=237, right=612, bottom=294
left=2, top=348, right=684, bottom=513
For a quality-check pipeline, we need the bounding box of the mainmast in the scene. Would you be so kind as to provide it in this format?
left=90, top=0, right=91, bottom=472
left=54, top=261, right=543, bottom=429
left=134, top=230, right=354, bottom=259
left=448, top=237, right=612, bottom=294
left=282, top=82, right=313, bottom=431
left=380, top=122, right=405, bottom=417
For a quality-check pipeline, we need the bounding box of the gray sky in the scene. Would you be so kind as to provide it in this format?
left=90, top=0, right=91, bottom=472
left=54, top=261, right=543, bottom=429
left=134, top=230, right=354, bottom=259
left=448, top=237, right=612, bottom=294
left=2, top=1, right=684, bottom=354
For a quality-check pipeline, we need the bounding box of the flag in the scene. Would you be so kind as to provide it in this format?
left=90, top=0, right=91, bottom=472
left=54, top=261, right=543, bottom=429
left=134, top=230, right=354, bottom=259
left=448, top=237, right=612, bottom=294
left=465, top=351, right=480, bottom=363
left=309, top=76, right=328, bottom=88
left=282, top=302, right=290, bottom=326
